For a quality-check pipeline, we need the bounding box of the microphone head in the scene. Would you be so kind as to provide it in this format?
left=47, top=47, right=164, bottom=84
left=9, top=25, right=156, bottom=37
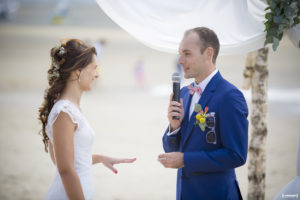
left=172, top=72, right=181, bottom=83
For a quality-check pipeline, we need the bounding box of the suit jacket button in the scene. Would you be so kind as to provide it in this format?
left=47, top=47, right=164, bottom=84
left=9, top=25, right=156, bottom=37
left=171, top=139, right=176, bottom=144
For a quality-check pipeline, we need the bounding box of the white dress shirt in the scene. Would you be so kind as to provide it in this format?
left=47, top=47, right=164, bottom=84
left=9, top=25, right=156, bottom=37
left=167, top=69, right=219, bottom=136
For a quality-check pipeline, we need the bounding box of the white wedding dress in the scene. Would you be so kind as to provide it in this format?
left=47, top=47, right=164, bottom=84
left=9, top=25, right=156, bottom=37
left=45, top=99, right=95, bottom=200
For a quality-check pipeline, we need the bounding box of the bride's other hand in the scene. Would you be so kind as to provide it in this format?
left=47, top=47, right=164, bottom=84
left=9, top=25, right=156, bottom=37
left=92, top=154, right=136, bottom=174
left=103, top=157, right=136, bottom=174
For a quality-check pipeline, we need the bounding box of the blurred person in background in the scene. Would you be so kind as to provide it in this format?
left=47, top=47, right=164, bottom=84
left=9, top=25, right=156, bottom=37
left=93, top=38, right=107, bottom=62
left=133, top=57, right=146, bottom=89
left=0, top=0, right=19, bottom=20
left=50, top=0, right=70, bottom=25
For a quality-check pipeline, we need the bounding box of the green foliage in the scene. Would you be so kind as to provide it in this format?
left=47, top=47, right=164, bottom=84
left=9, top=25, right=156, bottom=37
left=194, top=104, right=202, bottom=113
left=198, top=123, right=206, bottom=132
left=264, top=0, right=300, bottom=51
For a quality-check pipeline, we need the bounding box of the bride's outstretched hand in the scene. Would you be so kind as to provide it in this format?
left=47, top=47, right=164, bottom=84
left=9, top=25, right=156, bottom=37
left=99, top=155, right=136, bottom=174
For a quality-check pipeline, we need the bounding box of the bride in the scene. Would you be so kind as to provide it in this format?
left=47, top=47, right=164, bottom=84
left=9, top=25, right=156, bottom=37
left=38, top=39, right=136, bottom=200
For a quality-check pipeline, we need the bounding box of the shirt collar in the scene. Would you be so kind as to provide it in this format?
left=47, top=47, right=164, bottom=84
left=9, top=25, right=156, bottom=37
left=194, top=69, right=218, bottom=93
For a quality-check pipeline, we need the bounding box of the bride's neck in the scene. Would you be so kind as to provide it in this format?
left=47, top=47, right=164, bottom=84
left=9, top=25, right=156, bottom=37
left=60, top=81, right=83, bottom=107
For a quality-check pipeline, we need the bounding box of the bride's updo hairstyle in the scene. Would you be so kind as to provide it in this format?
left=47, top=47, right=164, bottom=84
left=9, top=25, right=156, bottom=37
left=38, top=39, right=97, bottom=152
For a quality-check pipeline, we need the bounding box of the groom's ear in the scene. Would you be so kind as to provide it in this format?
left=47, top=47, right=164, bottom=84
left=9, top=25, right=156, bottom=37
left=205, top=47, right=214, bottom=63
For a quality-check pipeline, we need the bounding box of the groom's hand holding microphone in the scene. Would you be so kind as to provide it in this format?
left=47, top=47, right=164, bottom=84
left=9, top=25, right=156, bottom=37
left=169, top=72, right=184, bottom=132
left=158, top=72, right=184, bottom=169
left=168, top=94, right=184, bottom=132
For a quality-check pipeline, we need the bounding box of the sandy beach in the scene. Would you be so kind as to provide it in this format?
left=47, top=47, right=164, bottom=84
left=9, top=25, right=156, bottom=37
left=0, top=2, right=300, bottom=200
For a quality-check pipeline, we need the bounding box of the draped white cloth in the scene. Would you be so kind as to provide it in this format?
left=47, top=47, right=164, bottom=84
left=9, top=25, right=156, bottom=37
left=96, top=0, right=268, bottom=55
left=287, top=23, right=300, bottom=48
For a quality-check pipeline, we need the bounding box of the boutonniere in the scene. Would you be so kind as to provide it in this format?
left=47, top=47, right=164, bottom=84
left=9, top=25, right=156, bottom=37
left=194, top=104, right=210, bottom=131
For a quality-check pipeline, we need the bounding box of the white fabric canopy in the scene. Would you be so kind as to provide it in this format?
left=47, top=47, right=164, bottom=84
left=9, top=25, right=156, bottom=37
left=96, top=0, right=268, bottom=55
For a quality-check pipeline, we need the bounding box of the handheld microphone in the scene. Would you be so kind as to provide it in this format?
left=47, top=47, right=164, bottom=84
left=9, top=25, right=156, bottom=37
left=172, top=72, right=181, bottom=120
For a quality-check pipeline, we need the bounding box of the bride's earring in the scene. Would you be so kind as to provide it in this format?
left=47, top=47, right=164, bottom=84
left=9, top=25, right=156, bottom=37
left=78, top=72, right=81, bottom=82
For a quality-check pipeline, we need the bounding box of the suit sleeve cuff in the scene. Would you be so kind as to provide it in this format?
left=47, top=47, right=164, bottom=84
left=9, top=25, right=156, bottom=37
left=167, top=125, right=180, bottom=136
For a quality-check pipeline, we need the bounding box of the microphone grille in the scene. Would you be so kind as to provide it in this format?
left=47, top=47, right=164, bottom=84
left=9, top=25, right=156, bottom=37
left=172, top=72, right=181, bottom=82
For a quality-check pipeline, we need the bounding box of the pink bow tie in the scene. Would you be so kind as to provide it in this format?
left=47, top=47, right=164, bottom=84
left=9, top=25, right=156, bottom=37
left=188, top=84, right=202, bottom=95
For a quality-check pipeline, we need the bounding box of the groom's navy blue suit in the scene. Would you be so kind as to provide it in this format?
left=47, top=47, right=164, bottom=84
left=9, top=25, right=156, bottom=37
left=163, top=72, right=248, bottom=200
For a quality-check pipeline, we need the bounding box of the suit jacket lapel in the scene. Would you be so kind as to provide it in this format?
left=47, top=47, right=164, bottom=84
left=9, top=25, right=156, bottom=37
left=179, top=90, right=192, bottom=151
left=181, top=89, right=193, bottom=128
left=182, top=72, right=222, bottom=148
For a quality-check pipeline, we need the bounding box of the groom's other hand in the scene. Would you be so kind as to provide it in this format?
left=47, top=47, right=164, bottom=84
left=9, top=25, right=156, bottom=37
left=168, top=93, right=184, bottom=132
left=158, top=152, right=184, bottom=169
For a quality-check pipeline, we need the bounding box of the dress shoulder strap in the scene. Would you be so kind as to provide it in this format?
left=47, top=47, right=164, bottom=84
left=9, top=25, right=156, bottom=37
left=45, top=100, right=82, bottom=140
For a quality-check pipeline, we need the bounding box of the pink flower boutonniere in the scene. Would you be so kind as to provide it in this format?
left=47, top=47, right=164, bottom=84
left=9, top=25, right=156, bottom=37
left=194, top=104, right=211, bottom=131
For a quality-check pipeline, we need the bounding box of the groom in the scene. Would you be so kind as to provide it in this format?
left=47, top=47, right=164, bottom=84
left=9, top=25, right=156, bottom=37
left=158, top=27, right=248, bottom=200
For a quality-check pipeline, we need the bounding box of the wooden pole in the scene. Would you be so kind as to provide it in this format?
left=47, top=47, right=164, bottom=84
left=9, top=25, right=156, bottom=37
left=245, top=47, right=269, bottom=200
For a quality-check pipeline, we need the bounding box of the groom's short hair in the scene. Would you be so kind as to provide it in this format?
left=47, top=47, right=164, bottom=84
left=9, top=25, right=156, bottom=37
left=185, top=27, right=220, bottom=64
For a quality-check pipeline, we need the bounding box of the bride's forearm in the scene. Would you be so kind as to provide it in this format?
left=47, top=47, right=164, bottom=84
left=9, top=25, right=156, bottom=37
left=60, top=169, right=85, bottom=200
left=92, top=154, right=107, bottom=164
